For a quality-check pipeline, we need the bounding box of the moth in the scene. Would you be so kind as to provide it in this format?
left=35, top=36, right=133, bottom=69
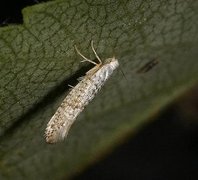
left=45, top=41, right=119, bottom=143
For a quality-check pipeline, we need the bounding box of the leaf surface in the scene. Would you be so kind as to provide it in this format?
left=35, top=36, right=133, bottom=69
left=0, top=0, right=198, bottom=179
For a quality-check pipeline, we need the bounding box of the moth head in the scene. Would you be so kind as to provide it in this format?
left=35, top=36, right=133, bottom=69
left=104, top=57, right=119, bottom=69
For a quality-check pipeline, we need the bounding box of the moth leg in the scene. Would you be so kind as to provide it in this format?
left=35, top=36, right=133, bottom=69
left=68, top=84, right=74, bottom=88
left=86, top=64, right=101, bottom=76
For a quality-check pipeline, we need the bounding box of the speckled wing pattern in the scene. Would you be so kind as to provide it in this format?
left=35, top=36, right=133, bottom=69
left=45, top=41, right=119, bottom=144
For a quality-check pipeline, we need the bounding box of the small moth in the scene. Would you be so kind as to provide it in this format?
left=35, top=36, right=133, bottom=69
left=137, top=58, right=159, bottom=73
left=45, top=41, right=119, bottom=143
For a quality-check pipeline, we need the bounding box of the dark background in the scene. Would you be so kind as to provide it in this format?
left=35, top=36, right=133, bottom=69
left=1, top=1, right=198, bottom=180
left=0, top=0, right=38, bottom=25
left=73, top=87, right=198, bottom=180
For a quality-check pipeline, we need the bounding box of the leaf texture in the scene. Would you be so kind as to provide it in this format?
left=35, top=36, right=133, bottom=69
left=0, top=0, right=198, bottom=179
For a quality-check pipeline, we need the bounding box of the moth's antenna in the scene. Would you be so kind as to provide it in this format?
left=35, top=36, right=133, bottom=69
left=74, top=44, right=97, bottom=65
left=91, top=40, right=102, bottom=64
left=118, top=63, right=128, bottom=82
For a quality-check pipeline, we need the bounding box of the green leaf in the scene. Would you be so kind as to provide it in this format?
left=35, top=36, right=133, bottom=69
left=0, top=0, right=198, bottom=179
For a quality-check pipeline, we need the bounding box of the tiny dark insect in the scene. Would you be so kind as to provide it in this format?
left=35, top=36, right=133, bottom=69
left=137, top=58, right=159, bottom=73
